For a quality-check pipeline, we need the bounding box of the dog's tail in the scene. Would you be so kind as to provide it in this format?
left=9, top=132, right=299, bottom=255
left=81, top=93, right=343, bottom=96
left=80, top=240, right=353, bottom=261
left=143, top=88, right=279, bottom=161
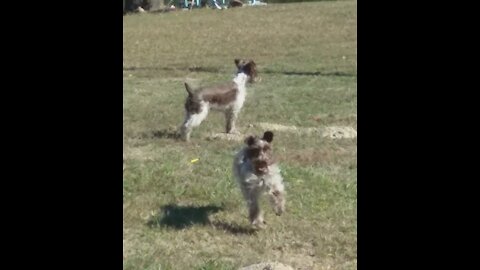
left=184, top=82, right=194, bottom=97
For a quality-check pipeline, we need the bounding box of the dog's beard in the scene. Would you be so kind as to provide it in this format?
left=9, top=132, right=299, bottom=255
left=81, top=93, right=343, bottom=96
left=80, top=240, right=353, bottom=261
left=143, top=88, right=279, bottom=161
left=254, top=160, right=268, bottom=175
left=252, top=159, right=275, bottom=175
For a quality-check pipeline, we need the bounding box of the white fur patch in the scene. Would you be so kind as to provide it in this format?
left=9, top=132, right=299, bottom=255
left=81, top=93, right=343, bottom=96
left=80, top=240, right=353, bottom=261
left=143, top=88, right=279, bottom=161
left=185, top=102, right=209, bottom=127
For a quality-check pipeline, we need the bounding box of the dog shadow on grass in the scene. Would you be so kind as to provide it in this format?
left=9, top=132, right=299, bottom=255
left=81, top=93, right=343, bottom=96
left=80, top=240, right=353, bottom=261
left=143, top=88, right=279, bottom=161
left=151, top=129, right=179, bottom=139
left=210, top=221, right=257, bottom=235
left=147, top=204, right=257, bottom=235
left=137, top=129, right=180, bottom=140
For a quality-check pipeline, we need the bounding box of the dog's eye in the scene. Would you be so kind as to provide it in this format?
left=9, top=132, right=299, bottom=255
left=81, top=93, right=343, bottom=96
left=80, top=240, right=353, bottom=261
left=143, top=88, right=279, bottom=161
left=263, top=145, right=270, bottom=151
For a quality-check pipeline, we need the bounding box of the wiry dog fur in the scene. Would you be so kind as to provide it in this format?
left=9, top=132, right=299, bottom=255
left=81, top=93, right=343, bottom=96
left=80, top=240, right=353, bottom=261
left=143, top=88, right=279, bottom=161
left=179, top=59, right=258, bottom=141
left=233, top=131, right=286, bottom=228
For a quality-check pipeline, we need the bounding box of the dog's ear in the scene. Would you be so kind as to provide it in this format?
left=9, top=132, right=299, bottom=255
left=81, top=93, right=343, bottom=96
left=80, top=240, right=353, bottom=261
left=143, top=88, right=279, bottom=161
left=244, top=61, right=255, bottom=69
left=234, top=59, right=241, bottom=67
left=245, top=135, right=257, bottom=146
left=244, top=61, right=257, bottom=79
left=262, top=131, right=274, bottom=143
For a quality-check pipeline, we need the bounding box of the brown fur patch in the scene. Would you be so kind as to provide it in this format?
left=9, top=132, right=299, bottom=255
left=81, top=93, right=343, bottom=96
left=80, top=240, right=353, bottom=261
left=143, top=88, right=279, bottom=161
left=243, top=61, right=257, bottom=81
left=184, top=82, right=238, bottom=113
left=184, top=95, right=202, bottom=114
left=199, top=82, right=238, bottom=106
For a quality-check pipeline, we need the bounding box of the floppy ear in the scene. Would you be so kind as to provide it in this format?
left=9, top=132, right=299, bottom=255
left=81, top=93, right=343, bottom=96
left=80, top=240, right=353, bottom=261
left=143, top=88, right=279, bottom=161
left=262, top=131, right=274, bottom=143
left=244, top=135, right=256, bottom=146
left=234, top=59, right=241, bottom=67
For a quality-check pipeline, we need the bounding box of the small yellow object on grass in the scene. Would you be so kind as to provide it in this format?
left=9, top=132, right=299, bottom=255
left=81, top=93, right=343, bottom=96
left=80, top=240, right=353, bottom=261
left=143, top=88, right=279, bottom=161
left=190, top=158, right=199, bottom=163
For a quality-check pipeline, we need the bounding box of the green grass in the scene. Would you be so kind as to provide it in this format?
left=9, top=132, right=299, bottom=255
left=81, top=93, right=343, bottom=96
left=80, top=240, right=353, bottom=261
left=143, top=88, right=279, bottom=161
left=124, top=1, right=356, bottom=269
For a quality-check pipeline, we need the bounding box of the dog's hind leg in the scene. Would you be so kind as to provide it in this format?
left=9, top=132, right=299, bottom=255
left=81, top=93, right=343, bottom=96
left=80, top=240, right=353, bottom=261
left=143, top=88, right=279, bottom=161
left=241, top=186, right=265, bottom=228
left=180, top=105, right=209, bottom=141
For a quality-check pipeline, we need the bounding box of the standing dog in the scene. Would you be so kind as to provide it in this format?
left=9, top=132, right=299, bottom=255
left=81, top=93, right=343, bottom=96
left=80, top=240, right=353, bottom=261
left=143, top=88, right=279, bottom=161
left=233, top=131, right=286, bottom=228
left=179, top=59, right=257, bottom=141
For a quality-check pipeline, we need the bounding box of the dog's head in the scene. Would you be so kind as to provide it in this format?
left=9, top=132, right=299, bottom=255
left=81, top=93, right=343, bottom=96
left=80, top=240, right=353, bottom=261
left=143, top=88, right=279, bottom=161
left=235, top=58, right=258, bottom=83
left=244, top=131, right=275, bottom=175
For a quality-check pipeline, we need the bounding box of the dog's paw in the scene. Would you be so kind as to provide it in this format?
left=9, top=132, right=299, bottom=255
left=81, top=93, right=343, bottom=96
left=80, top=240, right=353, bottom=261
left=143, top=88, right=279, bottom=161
left=253, top=222, right=267, bottom=230
left=227, top=129, right=241, bottom=135
left=274, top=204, right=285, bottom=216
left=252, top=219, right=267, bottom=229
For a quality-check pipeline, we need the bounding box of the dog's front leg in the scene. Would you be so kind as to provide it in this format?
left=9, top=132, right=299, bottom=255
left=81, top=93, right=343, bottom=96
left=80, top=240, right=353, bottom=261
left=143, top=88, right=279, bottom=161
left=267, top=181, right=286, bottom=216
left=247, top=196, right=266, bottom=228
left=225, top=109, right=240, bottom=134
left=241, top=184, right=265, bottom=228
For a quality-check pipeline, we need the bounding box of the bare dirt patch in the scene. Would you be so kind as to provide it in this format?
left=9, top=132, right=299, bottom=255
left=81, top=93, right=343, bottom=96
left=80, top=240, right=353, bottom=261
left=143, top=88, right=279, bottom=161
left=207, top=123, right=357, bottom=141
left=256, top=123, right=357, bottom=139
left=238, top=262, right=294, bottom=270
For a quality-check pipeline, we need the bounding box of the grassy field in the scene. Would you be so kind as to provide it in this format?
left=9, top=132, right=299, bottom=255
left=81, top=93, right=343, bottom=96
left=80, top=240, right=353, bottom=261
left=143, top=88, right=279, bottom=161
left=123, top=1, right=356, bottom=269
